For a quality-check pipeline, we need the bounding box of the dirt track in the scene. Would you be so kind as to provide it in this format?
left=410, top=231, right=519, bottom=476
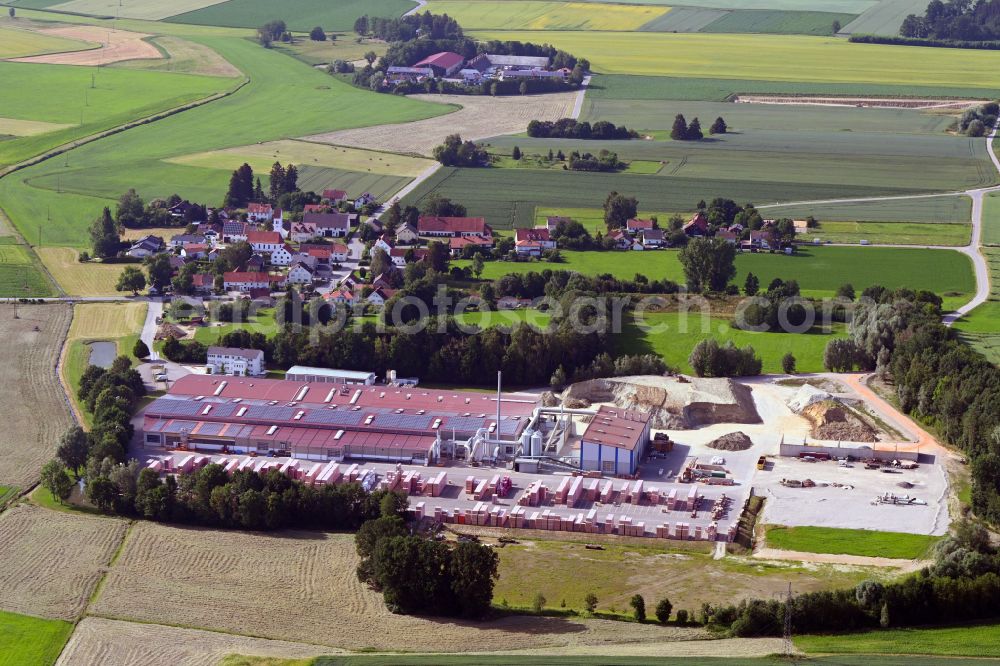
left=734, top=95, right=983, bottom=109
left=11, top=26, right=161, bottom=66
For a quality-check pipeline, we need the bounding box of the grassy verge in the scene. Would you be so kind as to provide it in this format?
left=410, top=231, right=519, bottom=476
left=765, top=525, right=941, bottom=559
left=0, top=609, right=74, bottom=666
left=795, top=621, right=1000, bottom=657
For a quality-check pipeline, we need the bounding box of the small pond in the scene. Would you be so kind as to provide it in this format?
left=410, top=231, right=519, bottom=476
left=87, top=341, right=116, bottom=369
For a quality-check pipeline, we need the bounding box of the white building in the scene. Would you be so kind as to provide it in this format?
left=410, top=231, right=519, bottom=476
left=286, top=261, right=315, bottom=284
left=247, top=231, right=283, bottom=255
left=269, top=244, right=294, bottom=266
left=206, top=347, right=264, bottom=377
left=284, top=365, right=377, bottom=385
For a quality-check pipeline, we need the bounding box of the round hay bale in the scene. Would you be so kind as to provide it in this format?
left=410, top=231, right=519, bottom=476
left=706, top=431, right=753, bottom=451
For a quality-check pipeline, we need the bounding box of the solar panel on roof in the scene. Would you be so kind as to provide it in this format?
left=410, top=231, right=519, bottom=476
left=300, top=410, right=363, bottom=426
left=371, top=413, right=433, bottom=430
left=162, top=420, right=198, bottom=433
left=196, top=422, right=226, bottom=436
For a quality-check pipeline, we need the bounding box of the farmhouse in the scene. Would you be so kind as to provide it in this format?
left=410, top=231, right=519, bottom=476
left=223, top=271, right=284, bottom=292
left=373, top=235, right=394, bottom=255
left=269, top=244, right=294, bottom=267
left=325, top=287, right=357, bottom=305
left=126, top=234, right=164, bottom=259
left=413, top=51, right=465, bottom=78
left=303, top=212, right=350, bottom=238
left=180, top=243, right=210, bottom=260
left=395, top=223, right=419, bottom=244
left=206, top=347, right=265, bottom=377
left=641, top=229, right=664, bottom=248
left=222, top=220, right=249, bottom=243
left=138, top=374, right=537, bottom=463
left=498, top=68, right=565, bottom=81
left=683, top=211, right=709, bottom=237
left=287, top=261, right=316, bottom=285
left=387, top=66, right=433, bottom=83
left=418, top=215, right=491, bottom=238
left=579, top=406, right=653, bottom=476
left=514, top=227, right=555, bottom=249
left=322, top=188, right=347, bottom=205
left=626, top=218, right=654, bottom=235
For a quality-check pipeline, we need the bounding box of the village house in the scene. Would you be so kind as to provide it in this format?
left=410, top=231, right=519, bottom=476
left=192, top=273, right=215, bottom=294
left=626, top=218, right=654, bottom=235
left=322, top=188, right=348, bottom=205
left=325, top=287, right=357, bottom=306
left=247, top=203, right=273, bottom=223
left=515, top=227, right=556, bottom=249
left=394, top=223, right=419, bottom=244
left=180, top=243, right=210, bottom=260
left=289, top=222, right=317, bottom=243
left=303, top=204, right=332, bottom=215
left=683, top=211, right=710, bottom=237
left=366, top=287, right=393, bottom=307
left=373, top=235, right=394, bottom=255
left=716, top=229, right=739, bottom=244
left=223, top=271, right=284, bottom=292
left=287, top=261, right=316, bottom=285
left=126, top=234, right=164, bottom=259
left=389, top=247, right=427, bottom=267
left=222, top=220, right=249, bottom=243
left=449, top=235, right=493, bottom=256
left=607, top=229, right=632, bottom=250
left=269, top=243, right=295, bottom=267
left=304, top=212, right=350, bottom=238
left=413, top=51, right=465, bottom=78
left=169, top=233, right=205, bottom=248
left=354, top=193, right=376, bottom=209
left=640, top=228, right=664, bottom=248
left=245, top=254, right=265, bottom=272
left=246, top=230, right=283, bottom=255
left=545, top=216, right=571, bottom=232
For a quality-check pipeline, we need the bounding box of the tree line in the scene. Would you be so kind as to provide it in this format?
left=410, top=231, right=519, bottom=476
left=527, top=118, right=639, bottom=140
left=900, top=0, right=1000, bottom=41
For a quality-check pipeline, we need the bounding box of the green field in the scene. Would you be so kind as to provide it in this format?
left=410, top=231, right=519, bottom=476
left=421, top=1, right=669, bottom=31
left=193, top=308, right=279, bottom=344
left=586, top=73, right=997, bottom=103
left=456, top=245, right=974, bottom=304
left=0, top=24, right=92, bottom=58
left=469, top=31, right=1000, bottom=88
left=765, top=525, right=941, bottom=559
left=0, top=33, right=447, bottom=251
left=271, top=35, right=386, bottom=67
left=954, top=244, right=1000, bottom=364
left=639, top=7, right=729, bottom=31
left=167, top=0, right=415, bottom=32
left=761, top=195, right=972, bottom=226
left=983, top=191, right=1000, bottom=246
left=795, top=622, right=1000, bottom=657
left=43, top=0, right=228, bottom=21
left=0, top=609, right=74, bottom=666
left=700, top=9, right=855, bottom=35
left=0, top=241, right=56, bottom=297
left=403, top=166, right=968, bottom=231
left=0, top=59, right=231, bottom=168
left=799, top=221, right=970, bottom=246
left=617, top=312, right=845, bottom=373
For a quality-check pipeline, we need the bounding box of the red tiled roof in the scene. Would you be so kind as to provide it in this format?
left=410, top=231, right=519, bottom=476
left=627, top=218, right=654, bottom=230
left=449, top=236, right=493, bottom=249
left=247, top=231, right=282, bottom=245
left=515, top=228, right=551, bottom=242
left=322, top=189, right=347, bottom=200
left=224, top=271, right=276, bottom=283
left=248, top=203, right=272, bottom=214
left=414, top=51, right=464, bottom=70
left=418, top=216, right=489, bottom=235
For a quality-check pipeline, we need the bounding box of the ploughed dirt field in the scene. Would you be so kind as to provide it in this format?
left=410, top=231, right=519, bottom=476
left=305, top=91, right=579, bottom=157
left=0, top=503, right=128, bottom=620
left=91, top=522, right=709, bottom=651
left=11, top=26, right=161, bottom=66
left=0, top=303, right=73, bottom=490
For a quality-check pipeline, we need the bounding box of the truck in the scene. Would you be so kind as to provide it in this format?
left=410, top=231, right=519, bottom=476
left=756, top=456, right=767, bottom=470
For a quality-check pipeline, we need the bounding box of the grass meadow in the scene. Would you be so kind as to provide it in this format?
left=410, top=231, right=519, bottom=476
left=0, top=54, right=232, bottom=168
left=794, top=622, right=1000, bottom=657
left=761, top=195, right=972, bottom=226
left=0, top=239, right=56, bottom=297
left=799, top=221, right=970, bottom=246
left=700, top=9, right=856, bottom=35
left=616, top=311, right=845, bottom=373
left=765, top=525, right=941, bottom=559
left=0, top=32, right=448, bottom=254
left=0, top=23, right=93, bottom=58
left=0, top=609, right=74, bottom=666
left=468, top=31, right=1000, bottom=89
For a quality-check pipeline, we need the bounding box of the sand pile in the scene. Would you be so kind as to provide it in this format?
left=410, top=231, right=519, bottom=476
left=707, top=432, right=754, bottom=451
left=801, top=400, right=877, bottom=442
left=563, top=375, right=760, bottom=429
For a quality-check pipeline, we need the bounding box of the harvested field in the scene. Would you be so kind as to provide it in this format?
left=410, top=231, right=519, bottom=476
left=734, top=94, right=983, bottom=109
left=0, top=23, right=93, bottom=59
left=114, top=35, right=242, bottom=78
left=0, top=503, right=127, bottom=621
left=37, top=247, right=127, bottom=297
left=0, top=117, right=74, bottom=137
left=305, top=92, right=578, bottom=157
left=0, top=303, right=73, bottom=489
left=170, top=139, right=436, bottom=178
left=12, top=26, right=161, bottom=66
left=56, top=617, right=332, bottom=666
left=67, top=302, right=146, bottom=341
left=93, top=522, right=710, bottom=651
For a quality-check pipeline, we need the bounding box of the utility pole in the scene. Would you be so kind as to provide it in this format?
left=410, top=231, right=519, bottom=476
left=783, top=582, right=796, bottom=662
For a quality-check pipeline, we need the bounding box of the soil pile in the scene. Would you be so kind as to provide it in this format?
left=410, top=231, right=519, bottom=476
left=707, top=431, right=754, bottom=451
left=801, top=400, right=877, bottom=442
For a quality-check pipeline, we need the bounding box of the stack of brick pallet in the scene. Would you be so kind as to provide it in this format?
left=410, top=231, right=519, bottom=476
left=424, top=471, right=448, bottom=497
left=517, top=480, right=545, bottom=506
left=585, top=478, right=600, bottom=501
left=566, top=476, right=584, bottom=507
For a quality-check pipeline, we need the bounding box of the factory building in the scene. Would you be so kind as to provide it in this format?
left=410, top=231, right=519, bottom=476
left=578, top=406, right=652, bottom=476
left=284, top=365, right=377, bottom=386
left=139, top=375, right=537, bottom=464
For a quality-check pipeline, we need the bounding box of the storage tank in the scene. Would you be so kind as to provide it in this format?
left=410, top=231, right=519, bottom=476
left=531, top=431, right=543, bottom=457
